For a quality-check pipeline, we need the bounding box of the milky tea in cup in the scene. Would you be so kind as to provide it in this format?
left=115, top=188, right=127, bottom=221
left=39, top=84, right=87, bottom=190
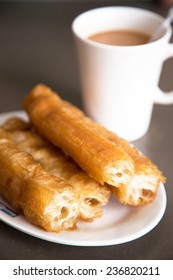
left=88, top=29, right=150, bottom=46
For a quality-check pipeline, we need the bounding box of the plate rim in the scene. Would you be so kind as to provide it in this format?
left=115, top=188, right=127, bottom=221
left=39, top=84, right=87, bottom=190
left=0, top=185, right=167, bottom=247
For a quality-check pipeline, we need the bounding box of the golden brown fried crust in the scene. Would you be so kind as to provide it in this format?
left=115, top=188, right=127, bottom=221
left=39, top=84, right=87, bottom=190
left=73, top=114, right=166, bottom=205
left=23, top=84, right=134, bottom=187
left=0, top=128, right=78, bottom=232
left=3, top=117, right=110, bottom=222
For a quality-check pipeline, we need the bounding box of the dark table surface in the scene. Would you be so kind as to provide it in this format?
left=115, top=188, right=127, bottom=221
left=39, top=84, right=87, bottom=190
left=0, top=1, right=173, bottom=260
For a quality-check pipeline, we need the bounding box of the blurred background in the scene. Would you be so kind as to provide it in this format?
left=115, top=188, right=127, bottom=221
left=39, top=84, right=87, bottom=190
left=0, top=0, right=172, bottom=111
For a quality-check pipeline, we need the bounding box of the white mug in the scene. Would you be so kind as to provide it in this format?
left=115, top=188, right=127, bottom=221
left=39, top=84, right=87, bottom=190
left=72, top=6, right=173, bottom=141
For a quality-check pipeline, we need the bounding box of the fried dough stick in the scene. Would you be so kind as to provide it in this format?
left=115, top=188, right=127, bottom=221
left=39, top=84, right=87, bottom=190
left=45, top=98, right=166, bottom=206
left=4, top=117, right=110, bottom=221
left=23, top=84, right=134, bottom=188
left=0, top=128, right=78, bottom=232
left=73, top=117, right=166, bottom=205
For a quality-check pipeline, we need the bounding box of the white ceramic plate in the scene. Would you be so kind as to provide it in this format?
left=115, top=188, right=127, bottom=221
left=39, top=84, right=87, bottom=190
left=0, top=111, right=167, bottom=246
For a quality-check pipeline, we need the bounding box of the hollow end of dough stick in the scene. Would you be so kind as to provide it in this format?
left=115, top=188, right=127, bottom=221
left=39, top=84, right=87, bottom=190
left=21, top=184, right=78, bottom=232
left=104, top=160, right=134, bottom=187
left=40, top=191, right=78, bottom=232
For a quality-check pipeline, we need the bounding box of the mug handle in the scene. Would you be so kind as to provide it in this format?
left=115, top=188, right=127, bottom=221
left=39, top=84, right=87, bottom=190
left=155, top=43, right=173, bottom=104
